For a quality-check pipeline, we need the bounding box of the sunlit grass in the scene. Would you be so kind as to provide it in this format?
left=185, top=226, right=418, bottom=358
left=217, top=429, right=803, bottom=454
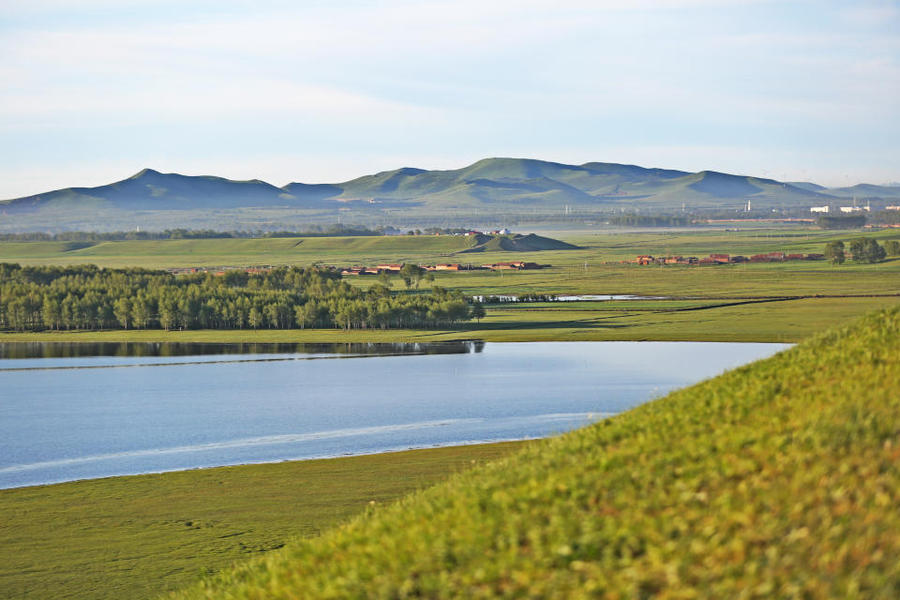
left=2, top=296, right=898, bottom=344
left=171, top=307, right=900, bottom=599
left=0, top=442, right=527, bottom=600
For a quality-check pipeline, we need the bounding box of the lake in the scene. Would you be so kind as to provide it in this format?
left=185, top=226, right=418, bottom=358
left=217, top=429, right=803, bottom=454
left=0, top=341, right=788, bottom=489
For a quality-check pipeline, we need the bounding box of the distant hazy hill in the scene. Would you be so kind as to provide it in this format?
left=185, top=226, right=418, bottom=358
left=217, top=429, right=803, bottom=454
left=3, top=169, right=313, bottom=213
left=3, top=158, right=898, bottom=231
left=826, top=183, right=900, bottom=198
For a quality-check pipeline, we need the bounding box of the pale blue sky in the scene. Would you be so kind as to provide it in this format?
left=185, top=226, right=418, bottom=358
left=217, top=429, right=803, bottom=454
left=1, top=0, right=898, bottom=198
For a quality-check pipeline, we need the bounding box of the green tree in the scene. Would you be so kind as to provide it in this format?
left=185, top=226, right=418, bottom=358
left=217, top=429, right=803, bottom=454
left=132, top=297, right=152, bottom=329
left=850, top=238, right=886, bottom=264
left=868, top=239, right=887, bottom=263
left=248, top=306, right=263, bottom=329
left=158, top=301, right=177, bottom=331
left=295, top=301, right=319, bottom=329
left=817, top=214, right=866, bottom=229
left=885, top=240, right=900, bottom=256
left=113, top=297, right=132, bottom=329
left=41, top=295, right=61, bottom=330
left=265, top=302, right=293, bottom=329
left=399, top=264, right=427, bottom=289
left=0, top=264, right=475, bottom=332
left=824, top=240, right=845, bottom=265
left=7, top=298, right=26, bottom=331
left=471, top=302, right=486, bottom=323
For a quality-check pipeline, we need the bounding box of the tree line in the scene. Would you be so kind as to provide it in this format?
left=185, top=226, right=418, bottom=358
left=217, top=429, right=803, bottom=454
left=607, top=214, right=691, bottom=227
left=0, top=264, right=476, bottom=332
left=816, top=214, right=867, bottom=229
left=823, top=238, right=898, bottom=264
left=0, top=224, right=386, bottom=243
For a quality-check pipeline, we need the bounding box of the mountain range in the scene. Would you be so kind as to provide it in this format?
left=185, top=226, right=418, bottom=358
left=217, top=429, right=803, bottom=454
left=2, top=158, right=898, bottom=231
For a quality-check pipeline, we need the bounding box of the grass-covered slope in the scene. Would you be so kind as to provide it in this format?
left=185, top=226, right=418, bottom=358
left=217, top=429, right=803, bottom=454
left=0, top=443, right=527, bottom=600
left=174, top=308, right=900, bottom=599
left=460, top=233, right=580, bottom=253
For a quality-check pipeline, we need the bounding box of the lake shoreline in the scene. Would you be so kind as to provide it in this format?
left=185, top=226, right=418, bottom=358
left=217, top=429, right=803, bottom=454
left=0, top=327, right=801, bottom=343
left=0, top=437, right=543, bottom=492
left=1, top=341, right=788, bottom=490
left=0, top=440, right=532, bottom=599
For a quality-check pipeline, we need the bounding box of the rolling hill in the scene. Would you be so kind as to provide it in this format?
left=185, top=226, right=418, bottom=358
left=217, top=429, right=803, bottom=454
left=172, top=308, right=900, bottom=598
left=460, top=233, right=580, bottom=252
left=2, top=158, right=898, bottom=231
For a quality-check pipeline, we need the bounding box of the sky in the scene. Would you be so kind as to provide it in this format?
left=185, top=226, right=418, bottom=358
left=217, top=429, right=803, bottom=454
left=1, top=0, right=898, bottom=198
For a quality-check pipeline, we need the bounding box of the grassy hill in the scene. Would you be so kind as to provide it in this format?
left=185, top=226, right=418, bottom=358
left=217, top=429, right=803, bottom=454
left=4, top=158, right=894, bottom=231
left=460, top=233, right=580, bottom=253
left=172, top=307, right=900, bottom=599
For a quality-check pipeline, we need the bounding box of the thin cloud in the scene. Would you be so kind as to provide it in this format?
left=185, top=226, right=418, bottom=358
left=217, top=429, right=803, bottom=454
left=0, top=1, right=897, bottom=198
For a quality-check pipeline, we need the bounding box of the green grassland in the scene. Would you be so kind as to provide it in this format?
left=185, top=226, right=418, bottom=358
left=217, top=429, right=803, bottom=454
left=2, top=296, right=898, bottom=344
left=170, top=306, right=900, bottom=599
left=0, top=235, right=475, bottom=268
left=0, top=442, right=527, bottom=600
left=1, top=228, right=898, bottom=343
left=1, top=229, right=897, bottom=298
left=0, top=227, right=886, bottom=267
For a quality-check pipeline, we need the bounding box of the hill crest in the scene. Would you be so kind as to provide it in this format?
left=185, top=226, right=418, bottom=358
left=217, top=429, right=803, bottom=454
left=460, top=233, right=580, bottom=253
left=3, top=157, right=899, bottom=231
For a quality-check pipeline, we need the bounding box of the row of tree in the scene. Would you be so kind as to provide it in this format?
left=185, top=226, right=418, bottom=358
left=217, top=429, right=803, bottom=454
left=816, top=215, right=868, bottom=229
left=607, top=214, right=691, bottom=227
left=823, top=238, right=898, bottom=264
left=0, top=224, right=387, bottom=242
left=0, top=264, right=478, bottom=332
left=816, top=211, right=900, bottom=228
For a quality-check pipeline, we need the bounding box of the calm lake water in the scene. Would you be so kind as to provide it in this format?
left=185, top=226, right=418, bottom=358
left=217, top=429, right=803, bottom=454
left=0, top=341, right=788, bottom=489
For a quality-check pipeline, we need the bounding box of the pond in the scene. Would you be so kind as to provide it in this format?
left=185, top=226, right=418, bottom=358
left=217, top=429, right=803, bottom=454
left=0, top=341, right=789, bottom=489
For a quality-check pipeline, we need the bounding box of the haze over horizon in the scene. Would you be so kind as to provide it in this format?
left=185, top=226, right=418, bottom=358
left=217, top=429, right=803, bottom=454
left=2, top=0, right=898, bottom=199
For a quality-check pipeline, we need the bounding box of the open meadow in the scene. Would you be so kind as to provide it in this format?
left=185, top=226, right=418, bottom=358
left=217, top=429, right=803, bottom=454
left=2, top=227, right=898, bottom=343
left=0, top=442, right=527, bottom=600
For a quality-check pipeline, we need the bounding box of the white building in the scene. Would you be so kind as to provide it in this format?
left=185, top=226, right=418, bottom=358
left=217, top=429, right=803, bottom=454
left=810, top=206, right=829, bottom=213
left=840, top=206, right=870, bottom=213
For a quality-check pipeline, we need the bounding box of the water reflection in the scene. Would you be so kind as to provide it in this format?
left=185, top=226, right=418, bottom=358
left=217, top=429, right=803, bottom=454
left=0, top=340, right=485, bottom=360
left=0, top=340, right=788, bottom=489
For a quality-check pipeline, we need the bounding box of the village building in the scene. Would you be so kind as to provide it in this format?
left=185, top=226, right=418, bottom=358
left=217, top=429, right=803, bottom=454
left=376, top=264, right=403, bottom=272
left=633, top=252, right=823, bottom=266
left=481, top=261, right=542, bottom=271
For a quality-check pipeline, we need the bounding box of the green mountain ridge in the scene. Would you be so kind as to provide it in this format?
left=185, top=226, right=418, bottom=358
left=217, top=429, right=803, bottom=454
left=2, top=158, right=898, bottom=231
